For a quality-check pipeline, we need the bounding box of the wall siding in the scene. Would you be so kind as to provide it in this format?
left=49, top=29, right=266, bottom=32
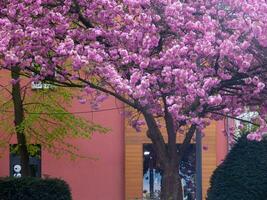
left=125, top=121, right=218, bottom=199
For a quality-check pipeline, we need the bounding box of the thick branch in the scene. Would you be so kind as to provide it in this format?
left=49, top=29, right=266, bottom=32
left=143, top=112, right=168, bottom=166
left=163, top=96, right=177, bottom=165
left=178, top=124, right=197, bottom=163
left=25, top=66, right=139, bottom=110
left=72, top=0, right=94, bottom=28
left=11, top=66, right=30, bottom=177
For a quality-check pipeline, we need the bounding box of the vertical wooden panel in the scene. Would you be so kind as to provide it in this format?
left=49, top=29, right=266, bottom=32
left=125, top=120, right=219, bottom=199
left=202, top=122, right=217, bottom=199
left=125, top=144, right=143, bottom=200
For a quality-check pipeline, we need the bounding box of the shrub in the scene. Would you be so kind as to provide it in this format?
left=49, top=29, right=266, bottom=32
left=206, top=135, right=267, bottom=200
left=0, top=177, right=72, bottom=200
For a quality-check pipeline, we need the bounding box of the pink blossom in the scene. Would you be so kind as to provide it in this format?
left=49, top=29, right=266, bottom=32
left=10, top=78, right=20, bottom=85
left=247, top=133, right=262, bottom=141
left=84, top=86, right=94, bottom=94
left=0, top=0, right=267, bottom=144
left=78, top=98, right=87, bottom=104
left=208, top=95, right=222, bottom=106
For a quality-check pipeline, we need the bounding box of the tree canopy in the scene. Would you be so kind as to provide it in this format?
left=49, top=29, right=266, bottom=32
left=0, top=0, right=267, bottom=139
left=0, top=82, right=108, bottom=159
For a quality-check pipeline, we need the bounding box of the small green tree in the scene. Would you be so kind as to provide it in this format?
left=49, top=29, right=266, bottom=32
left=206, top=134, right=267, bottom=200
left=0, top=70, right=108, bottom=176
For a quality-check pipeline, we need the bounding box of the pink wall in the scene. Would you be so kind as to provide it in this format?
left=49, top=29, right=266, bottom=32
left=0, top=70, right=124, bottom=200
left=41, top=98, right=125, bottom=200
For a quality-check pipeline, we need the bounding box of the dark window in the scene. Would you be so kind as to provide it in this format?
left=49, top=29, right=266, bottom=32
left=143, top=144, right=196, bottom=200
left=10, top=144, right=41, bottom=177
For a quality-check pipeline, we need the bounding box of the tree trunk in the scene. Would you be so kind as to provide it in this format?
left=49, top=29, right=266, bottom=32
left=11, top=66, right=31, bottom=177
left=16, top=135, right=30, bottom=177
left=161, top=165, right=183, bottom=200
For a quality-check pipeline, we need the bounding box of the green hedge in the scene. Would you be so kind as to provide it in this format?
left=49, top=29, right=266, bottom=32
left=206, top=135, right=267, bottom=200
left=0, top=177, right=72, bottom=200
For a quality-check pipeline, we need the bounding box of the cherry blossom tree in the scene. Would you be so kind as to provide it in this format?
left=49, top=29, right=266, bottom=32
left=1, top=0, right=267, bottom=199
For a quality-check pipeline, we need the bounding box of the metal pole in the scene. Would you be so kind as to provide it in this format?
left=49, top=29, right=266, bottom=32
left=196, top=130, right=202, bottom=200
left=149, top=156, right=154, bottom=199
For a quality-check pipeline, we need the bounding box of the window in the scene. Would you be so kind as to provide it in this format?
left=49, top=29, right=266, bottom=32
left=143, top=144, right=196, bottom=200
left=235, top=111, right=258, bottom=135
left=10, top=144, right=41, bottom=177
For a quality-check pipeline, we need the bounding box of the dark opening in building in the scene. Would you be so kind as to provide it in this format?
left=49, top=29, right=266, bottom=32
left=10, top=144, right=41, bottom=177
left=143, top=144, right=196, bottom=200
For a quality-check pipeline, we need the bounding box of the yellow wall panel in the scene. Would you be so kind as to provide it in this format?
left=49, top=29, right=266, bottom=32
left=125, top=121, right=218, bottom=199
left=125, top=145, right=143, bottom=200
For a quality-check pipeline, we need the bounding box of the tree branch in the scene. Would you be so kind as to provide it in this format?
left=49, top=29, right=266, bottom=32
left=143, top=112, right=168, bottom=166
left=162, top=96, right=177, bottom=165
left=72, top=0, right=94, bottom=28
left=211, top=111, right=259, bottom=127
left=25, top=66, right=139, bottom=110
left=178, top=124, right=197, bottom=163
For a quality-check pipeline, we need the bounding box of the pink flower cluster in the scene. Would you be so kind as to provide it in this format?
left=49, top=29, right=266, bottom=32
left=1, top=0, right=267, bottom=139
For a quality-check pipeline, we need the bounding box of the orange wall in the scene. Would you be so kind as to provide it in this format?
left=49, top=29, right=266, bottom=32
left=216, top=120, right=228, bottom=165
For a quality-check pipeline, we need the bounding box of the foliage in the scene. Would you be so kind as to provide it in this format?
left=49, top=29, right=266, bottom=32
left=0, top=177, right=72, bottom=200
left=0, top=0, right=267, bottom=137
left=207, top=135, right=267, bottom=200
left=0, top=86, right=108, bottom=159
left=10, top=144, right=41, bottom=157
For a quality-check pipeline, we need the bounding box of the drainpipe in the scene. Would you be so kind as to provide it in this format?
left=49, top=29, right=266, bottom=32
left=196, top=129, right=202, bottom=200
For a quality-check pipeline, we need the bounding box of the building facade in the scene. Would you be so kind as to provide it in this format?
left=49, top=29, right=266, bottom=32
left=0, top=71, right=228, bottom=200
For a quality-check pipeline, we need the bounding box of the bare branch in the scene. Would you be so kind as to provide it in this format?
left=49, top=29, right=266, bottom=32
left=211, top=111, right=259, bottom=127
left=178, top=124, right=197, bottom=163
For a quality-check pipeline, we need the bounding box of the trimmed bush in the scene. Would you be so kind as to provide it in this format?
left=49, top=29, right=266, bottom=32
left=207, top=135, right=267, bottom=200
left=0, top=177, right=72, bottom=200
